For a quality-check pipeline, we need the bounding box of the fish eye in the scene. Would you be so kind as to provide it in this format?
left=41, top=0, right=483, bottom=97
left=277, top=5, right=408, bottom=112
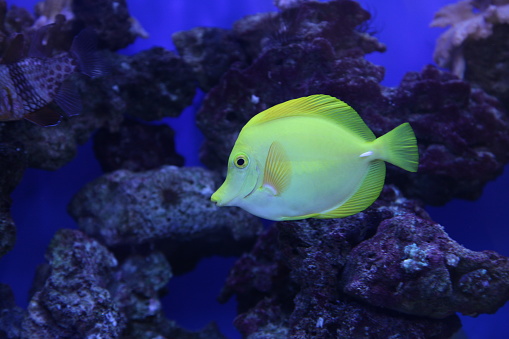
left=234, top=154, right=249, bottom=169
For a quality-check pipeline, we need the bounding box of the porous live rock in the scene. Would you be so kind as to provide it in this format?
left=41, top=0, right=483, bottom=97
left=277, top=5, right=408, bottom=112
left=381, top=65, right=509, bottom=204
left=33, top=0, right=74, bottom=28
left=173, top=27, right=248, bottom=92
left=93, top=118, right=185, bottom=173
left=111, top=252, right=172, bottom=322
left=232, top=0, right=385, bottom=59
left=2, top=3, right=34, bottom=33
left=175, top=0, right=385, bottom=93
left=23, top=230, right=225, bottom=338
left=273, top=0, right=310, bottom=10
left=124, top=316, right=228, bottom=339
left=0, top=120, right=81, bottom=170
left=462, top=24, right=509, bottom=112
left=68, top=165, right=263, bottom=273
left=0, top=1, right=194, bottom=171
left=22, top=229, right=126, bottom=338
left=220, top=186, right=462, bottom=338
left=110, top=251, right=224, bottom=338
left=71, top=0, right=146, bottom=50
left=3, top=0, right=145, bottom=52
left=430, top=0, right=509, bottom=77
left=0, top=47, right=195, bottom=170
left=87, top=47, right=196, bottom=122
left=0, top=142, right=27, bottom=258
left=342, top=214, right=509, bottom=318
left=0, top=284, right=25, bottom=339
left=0, top=212, right=16, bottom=260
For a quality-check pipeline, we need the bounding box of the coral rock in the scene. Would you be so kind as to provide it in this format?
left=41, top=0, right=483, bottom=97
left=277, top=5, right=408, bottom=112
left=220, top=187, right=462, bottom=338
left=0, top=284, right=25, bottom=338
left=174, top=0, right=385, bottom=92
left=231, top=0, right=386, bottom=60
left=342, top=214, right=509, bottom=318
left=431, top=0, right=509, bottom=77
left=93, top=118, right=185, bottom=173
left=0, top=143, right=27, bottom=258
left=463, top=24, right=509, bottom=111
left=83, top=48, right=196, bottom=123
left=68, top=166, right=263, bottom=272
left=382, top=65, right=509, bottom=204
left=72, top=0, right=140, bottom=50
left=173, top=27, right=248, bottom=91
left=22, top=229, right=125, bottom=338
left=0, top=47, right=195, bottom=171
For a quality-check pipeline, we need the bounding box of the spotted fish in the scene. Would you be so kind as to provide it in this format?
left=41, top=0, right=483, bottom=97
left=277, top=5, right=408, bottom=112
left=0, top=26, right=105, bottom=126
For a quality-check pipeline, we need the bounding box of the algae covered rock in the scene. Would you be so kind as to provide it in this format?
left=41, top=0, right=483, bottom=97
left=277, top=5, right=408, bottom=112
left=219, top=187, right=464, bottom=338
left=342, top=214, right=509, bottom=318
left=68, top=165, right=263, bottom=272
left=23, top=229, right=125, bottom=338
left=0, top=284, right=25, bottom=338
left=93, top=118, right=185, bottom=173
left=22, top=229, right=228, bottom=339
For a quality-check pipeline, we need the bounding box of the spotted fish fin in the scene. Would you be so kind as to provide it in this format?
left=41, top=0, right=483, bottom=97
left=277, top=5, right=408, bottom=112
left=24, top=106, right=62, bottom=126
left=314, top=160, right=386, bottom=218
left=246, top=94, right=376, bottom=142
left=71, top=28, right=108, bottom=78
left=263, top=141, right=292, bottom=196
left=55, top=79, right=82, bottom=117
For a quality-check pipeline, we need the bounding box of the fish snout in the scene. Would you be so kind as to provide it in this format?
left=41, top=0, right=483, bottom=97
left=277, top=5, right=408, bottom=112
left=211, top=191, right=225, bottom=206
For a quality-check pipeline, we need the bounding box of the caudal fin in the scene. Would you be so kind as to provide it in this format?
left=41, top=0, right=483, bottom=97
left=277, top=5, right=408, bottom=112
left=375, top=122, right=418, bottom=172
left=70, top=28, right=108, bottom=78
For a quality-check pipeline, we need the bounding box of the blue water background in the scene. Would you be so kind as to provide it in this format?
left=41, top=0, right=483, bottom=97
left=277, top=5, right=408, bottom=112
left=2, top=0, right=509, bottom=338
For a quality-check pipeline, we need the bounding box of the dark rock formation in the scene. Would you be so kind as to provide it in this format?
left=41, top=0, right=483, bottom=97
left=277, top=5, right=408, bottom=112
left=23, top=229, right=125, bottom=338
left=93, top=118, right=185, bottom=173
left=463, top=24, right=509, bottom=112
left=342, top=215, right=509, bottom=318
left=0, top=143, right=26, bottom=258
left=220, top=187, right=469, bottom=338
left=0, top=284, right=25, bottom=338
left=68, top=165, right=263, bottom=273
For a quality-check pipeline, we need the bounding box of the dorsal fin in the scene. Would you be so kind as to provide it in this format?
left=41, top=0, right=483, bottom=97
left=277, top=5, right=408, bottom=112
left=263, top=141, right=292, bottom=196
left=246, top=94, right=376, bottom=142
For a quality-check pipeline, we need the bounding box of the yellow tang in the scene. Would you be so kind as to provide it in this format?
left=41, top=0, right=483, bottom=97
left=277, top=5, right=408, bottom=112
left=211, top=94, right=418, bottom=221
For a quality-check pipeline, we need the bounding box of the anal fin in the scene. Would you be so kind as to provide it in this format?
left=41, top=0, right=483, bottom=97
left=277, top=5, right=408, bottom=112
left=315, top=160, right=386, bottom=218
left=24, top=106, right=62, bottom=126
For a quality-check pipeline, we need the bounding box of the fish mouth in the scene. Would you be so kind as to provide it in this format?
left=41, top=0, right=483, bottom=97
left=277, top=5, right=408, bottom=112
left=211, top=163, right=260, bottom=207
left=211, top=190, right=234, bottom=207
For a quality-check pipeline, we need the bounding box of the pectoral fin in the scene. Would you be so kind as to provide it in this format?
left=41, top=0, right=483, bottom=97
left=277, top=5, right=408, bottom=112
left=263, top=141, right=291, bottom=196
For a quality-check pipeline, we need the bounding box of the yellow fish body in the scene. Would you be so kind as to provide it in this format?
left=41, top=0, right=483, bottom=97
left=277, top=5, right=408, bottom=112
left=211, top=94, right=418, bottom=221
